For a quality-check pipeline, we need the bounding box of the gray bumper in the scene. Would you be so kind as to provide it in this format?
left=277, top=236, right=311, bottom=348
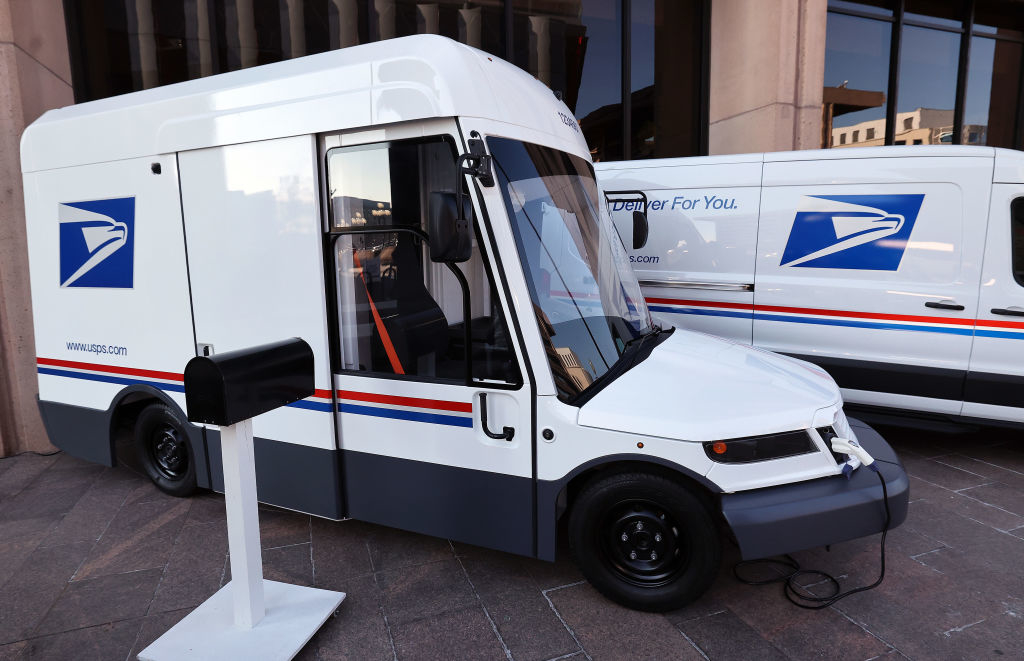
left=720, top=418, right=908, bottom=560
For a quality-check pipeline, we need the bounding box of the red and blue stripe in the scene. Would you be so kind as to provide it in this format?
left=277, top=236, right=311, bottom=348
left=36, top=357, right=473, bottom=427
left=647, top=297, right=1024, bottom=340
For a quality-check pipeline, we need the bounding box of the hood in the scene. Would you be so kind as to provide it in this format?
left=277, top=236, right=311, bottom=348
left=577, top=329, right=841, bottom=442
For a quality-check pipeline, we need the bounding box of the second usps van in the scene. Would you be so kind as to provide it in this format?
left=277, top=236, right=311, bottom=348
left=22, top=36, right=906, bottom=612
left=599, top=146, right=1024, bottom=428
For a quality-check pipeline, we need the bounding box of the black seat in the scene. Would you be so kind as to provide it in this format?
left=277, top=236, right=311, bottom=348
left=372, top=237, right=449, bottom=375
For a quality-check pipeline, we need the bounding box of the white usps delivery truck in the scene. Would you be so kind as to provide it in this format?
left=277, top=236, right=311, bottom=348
left=21, top=35, right=906, bottom=611
left=599, top=147, right=1024, bottom=429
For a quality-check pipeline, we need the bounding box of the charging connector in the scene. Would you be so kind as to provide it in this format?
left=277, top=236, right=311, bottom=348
left=830, top=437, right=876, bottom=470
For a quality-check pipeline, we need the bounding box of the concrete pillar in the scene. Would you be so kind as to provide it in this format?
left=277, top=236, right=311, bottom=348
left=236, top=0, right=258, bottom=69
left=0, top=0, right=71, bottom=456
left=458, top=6, right=482, bottom=49
left=329, top=0, right=360, bottom=49
left=528, top=16, right=551, bottom=86
left=185, top=0, right=214, bottom=78
left=417, top=3, right=439, bottom=35
left=126, top=0, right=159, bottom=89
left=285, top=0, right=305, bottom=59
left=372, top=0, right=395, bottom=41
left=708, top=0, right=827, bottom=155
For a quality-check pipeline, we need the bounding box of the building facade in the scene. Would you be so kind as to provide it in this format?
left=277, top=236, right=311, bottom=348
left=0, top=0, right=1022, bottom=455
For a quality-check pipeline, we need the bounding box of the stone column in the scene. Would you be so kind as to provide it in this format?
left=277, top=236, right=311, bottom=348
left=329, top=0, right=361, bottom=49
left=708, top=0, right=827, bottom=155
left=417, top=3, right=439, bottom=35
left=459, top=6, right=482, bottom=49
left=185, top=0, right=214, bottom=78
left=0, top=0, right=72, bottom=456
left=285, top=0, right=306, bottom=59
left=126, top=0, right=159, bottom=89
left=236, top=0, right=258, bottom=69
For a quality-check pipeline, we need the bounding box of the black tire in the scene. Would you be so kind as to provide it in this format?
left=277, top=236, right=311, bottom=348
left=568, top=471, right=720, bottom=612
left=134, top=404, right=198, bottom=497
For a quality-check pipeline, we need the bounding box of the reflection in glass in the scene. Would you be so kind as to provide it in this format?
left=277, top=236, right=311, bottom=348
left=904, top=0, right=967, bottom=29
left=511, top=1, right=622, bottom=162
left=824, top=12, right=891, bottom=148
left=489, top=137, right=653, bottom=401
left=327, top=146, right=393, bottom=229
left=965, top=36, right=1022, bottom=147
left=827, top=0, right=894, bottom=17
left=974, top=0, right=1024, bottom=38
left=895, top=25, right=959, bottom=145
left=372, top=0, right=504, bottom=57
left=629, top=0, right=703, bottom=159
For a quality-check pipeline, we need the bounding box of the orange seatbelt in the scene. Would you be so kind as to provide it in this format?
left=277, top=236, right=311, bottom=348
left=351, top=250, right=405, bottom=375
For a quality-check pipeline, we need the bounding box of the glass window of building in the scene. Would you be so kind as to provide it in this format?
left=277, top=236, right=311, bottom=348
left=903, top=0, right=966, bottom=29
left=826, top=0, right=1024, bottom=150
left=510, top=1, right=623, bottom=161
left=629, top=0, right=705, bottom=160
left=896, top=25, right=960, bottom=145
left=374, top=0, right=504, bottom=56
left=823, top=10, right=891, bottom=148
left=65, top=1, right=710, bottom=160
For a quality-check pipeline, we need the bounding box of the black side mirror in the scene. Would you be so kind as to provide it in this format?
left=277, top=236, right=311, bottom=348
left=428, top=192, right=472, bottom=263
left=633, top=210, right=649, bottom=250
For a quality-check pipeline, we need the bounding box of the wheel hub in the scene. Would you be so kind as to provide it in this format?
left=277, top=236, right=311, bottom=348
left=151, top=425, right=187, bottom=479
left=602, top=499, right=687, bottom=586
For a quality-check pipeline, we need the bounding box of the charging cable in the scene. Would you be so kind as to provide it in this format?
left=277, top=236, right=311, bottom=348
left=733, top=437, right=892, bottom=610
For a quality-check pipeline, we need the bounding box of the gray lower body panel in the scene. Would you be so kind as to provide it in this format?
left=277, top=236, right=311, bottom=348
left=343, top=449, right=535, bottom=558
left=721, top=419, right=908, bottom=560
left=37, top=397, right=114, bottom=466
left=205, top=430, right=343, bottom=520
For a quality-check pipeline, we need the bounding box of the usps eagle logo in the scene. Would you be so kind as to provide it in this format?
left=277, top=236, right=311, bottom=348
left=58, top=197, right=135, bottom=288
left=780, top=194, right=925, bottom=270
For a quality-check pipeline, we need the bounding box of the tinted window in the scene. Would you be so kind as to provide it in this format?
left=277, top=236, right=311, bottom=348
left=1013, top=197, right=1024, bottom=287
left=327, top=137, right=520, bottom=385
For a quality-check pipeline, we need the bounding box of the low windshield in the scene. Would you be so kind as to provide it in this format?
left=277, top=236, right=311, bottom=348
left=488, top=137, right=653, bottom=401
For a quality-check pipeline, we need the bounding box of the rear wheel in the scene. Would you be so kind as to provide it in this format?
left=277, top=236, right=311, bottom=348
left=568, top=471, right=720, bottom=612
left=134, top=404, right=198, bottom=497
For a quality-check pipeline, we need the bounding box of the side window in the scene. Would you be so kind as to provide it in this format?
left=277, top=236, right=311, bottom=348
left=327, top=137, right=521, bottom=385
left=1013, top=197, right=1024, bottom=288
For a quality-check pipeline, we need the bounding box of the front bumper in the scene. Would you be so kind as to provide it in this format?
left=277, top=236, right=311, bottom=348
left=720, top=418, right=908, bottom=560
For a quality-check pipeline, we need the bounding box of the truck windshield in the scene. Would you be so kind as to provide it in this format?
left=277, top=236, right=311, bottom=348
left=488, top=137, right=654, bottom=401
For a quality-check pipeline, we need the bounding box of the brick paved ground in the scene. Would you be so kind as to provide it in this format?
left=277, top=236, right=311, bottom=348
left=0, top=422, right=1022, bottom=661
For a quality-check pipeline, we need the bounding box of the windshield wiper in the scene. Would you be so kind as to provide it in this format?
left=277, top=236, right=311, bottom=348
left=622, top=324, right=664, bottom=352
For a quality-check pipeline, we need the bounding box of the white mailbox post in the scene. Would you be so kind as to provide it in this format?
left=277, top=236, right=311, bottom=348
left=139, top=339, right=345, bottom=661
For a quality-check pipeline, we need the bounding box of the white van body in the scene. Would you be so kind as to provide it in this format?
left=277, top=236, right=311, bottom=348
left=599, top=147, right=1024, bottom=428
left=22, top=36, right=906, bottom=611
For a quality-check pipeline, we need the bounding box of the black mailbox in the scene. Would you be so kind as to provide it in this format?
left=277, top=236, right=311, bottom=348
left=184, top=338, right=315, bottom=426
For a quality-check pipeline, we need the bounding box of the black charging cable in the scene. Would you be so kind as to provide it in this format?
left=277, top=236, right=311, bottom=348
left=733, top=466, right=892, bottom=609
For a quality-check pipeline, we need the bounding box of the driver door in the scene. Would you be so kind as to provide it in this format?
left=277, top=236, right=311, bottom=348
left=322, top=120, right=535, bottom=556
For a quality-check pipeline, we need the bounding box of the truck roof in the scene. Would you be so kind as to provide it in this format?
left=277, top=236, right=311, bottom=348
left=596, top=145, right=1024, bottom=183
left=595, top=145, right=997, bottom=171
left=21, top=35, right=572, bottom=173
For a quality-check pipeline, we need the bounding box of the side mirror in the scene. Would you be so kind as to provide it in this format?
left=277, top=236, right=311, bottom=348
left=428, top=192, right=472, bottom=263
left=633, top=210, right=649, bottom=250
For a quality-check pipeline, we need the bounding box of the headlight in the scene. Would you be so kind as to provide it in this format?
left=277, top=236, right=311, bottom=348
left=703, top=431, right=816, bottom=464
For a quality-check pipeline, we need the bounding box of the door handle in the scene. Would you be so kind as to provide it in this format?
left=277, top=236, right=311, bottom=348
left=991, top=307, right=1024, bottom=317
left=479, top=393, right=514, bottom=441
left=925, top=300, right=964, bottom=311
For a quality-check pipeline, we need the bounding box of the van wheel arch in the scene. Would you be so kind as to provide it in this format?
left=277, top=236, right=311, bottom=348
left=556, top=457, right=720, bottom=524
left=107, top=386, right=208, bottom=490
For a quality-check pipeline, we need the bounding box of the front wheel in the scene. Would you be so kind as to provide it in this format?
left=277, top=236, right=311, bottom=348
left=568, top=471, right=720, bottom=612
left=134, top=404, right=198, bottom=497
